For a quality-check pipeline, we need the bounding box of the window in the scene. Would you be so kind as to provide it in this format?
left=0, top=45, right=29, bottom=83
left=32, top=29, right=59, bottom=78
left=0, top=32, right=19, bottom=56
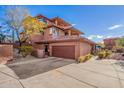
left=38, top=18, right=47, bottom=23
left=49, top=27, right=59, bottom=38
left=50, top=28, right=53, bottom=34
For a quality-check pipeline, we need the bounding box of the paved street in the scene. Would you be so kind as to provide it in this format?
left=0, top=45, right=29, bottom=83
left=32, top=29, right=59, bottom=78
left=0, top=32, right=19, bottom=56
left=0, top=57, right=124, bottom=88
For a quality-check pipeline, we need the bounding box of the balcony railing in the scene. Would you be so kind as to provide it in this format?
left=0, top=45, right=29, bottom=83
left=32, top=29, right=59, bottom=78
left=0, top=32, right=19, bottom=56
left=30, top=34, right=81, bottom=43
left=43, top=35, right=80, bottom=41
left=30, top=34, right=95, bottom=45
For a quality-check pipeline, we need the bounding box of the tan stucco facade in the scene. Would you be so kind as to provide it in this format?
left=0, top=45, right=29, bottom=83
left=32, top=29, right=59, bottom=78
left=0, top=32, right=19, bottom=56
left=30, top=22, right=94, bottom=60
left=0, top=44, right=13, bottom=60
left=80, top=42, right=92, bottom=56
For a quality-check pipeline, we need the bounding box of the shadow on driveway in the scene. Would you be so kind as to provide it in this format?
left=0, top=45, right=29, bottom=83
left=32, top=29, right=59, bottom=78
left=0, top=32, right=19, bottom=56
left=6, top=57, right=75, bottom=79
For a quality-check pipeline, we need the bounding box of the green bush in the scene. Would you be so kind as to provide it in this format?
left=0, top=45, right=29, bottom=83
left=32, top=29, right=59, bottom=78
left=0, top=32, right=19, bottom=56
left=105, top=50, right=112, bottom=57
left=20, top=45, right=33, bottom=57
left=85, top=54, right=92, bottom=60
left=78, top=54, right=92, bottom=63
left=116, top=38, right=124, bottom=47
left=98, top=51, right=106, bottom=59
left=98, top=50, right=112, bottom=59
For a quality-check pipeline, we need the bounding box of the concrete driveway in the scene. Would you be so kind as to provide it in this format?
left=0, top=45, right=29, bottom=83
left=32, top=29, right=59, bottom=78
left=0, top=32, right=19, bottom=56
left=0, top=57, right=124, bottom=88
left=7, top=57, right=75, bottom=79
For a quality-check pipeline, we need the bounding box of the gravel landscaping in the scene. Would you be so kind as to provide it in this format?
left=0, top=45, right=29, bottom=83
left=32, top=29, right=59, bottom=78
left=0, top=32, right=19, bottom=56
left=7, top=55, right=39, bottom=64
left=109, top=53, right=124, bottom=60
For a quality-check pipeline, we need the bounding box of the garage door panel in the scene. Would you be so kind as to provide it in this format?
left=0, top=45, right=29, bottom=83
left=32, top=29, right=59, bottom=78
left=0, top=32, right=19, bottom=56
left=52, top=46, right=75, bottom=59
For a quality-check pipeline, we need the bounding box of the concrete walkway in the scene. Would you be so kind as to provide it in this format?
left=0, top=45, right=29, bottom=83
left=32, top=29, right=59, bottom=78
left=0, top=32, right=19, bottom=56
left=0, top=57, right=124, bottom=88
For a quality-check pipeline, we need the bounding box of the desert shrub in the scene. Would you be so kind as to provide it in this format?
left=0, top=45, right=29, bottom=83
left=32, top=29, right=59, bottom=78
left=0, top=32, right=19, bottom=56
left=91, top=50, right=97, bottom=56
left=112, top=48, right=116, bottom=52
left=78, top=56, right=86, bottom=63
left=115, top=38, right=124, bottom=53
left=109, top=53, right=124, bottom=60
left=86, top=54, right=92, bottom=60
left=31, top=49, right=37, bottom=57
left=98, top=51, right=106, bottom=59
left=78, top=54, right=92, bottom=63
left=116, top=38, right=124, bottom=47
left=115, top=47, right=124, bottom=53
left=98, top=50, right=112, bottom=59
left=105, top=50, right=112, bottom=57
left=20, top=45, right=33, bottom=57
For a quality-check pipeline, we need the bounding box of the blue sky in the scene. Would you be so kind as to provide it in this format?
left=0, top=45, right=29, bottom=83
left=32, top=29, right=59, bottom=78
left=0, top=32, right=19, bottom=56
left=0, top=5, right=124, bottom=42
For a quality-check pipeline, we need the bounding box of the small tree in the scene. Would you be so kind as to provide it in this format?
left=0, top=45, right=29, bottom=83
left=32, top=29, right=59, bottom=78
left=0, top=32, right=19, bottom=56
left=0, top=24, right=12, bottom=43
left=116, top=38, right=124, bottom=47
left=18, top=16, right=47, bottom=57
left=2, top=6, right=46, bottom=57
left=22, top=16, right=46, bottom=42
left=115, top=38, right=124, bottom=53
left=23, top=16, right=46, bottom=34
left=5, top=6, right=29, bottom=46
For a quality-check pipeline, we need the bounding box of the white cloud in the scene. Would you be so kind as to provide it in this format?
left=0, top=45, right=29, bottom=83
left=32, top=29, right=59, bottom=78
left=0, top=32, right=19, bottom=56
left=108, top=24, right=123, bottom=30
left=88, top=35, right=103, bottom=40
left=64, top=24, right=76, bottom=29
left=71, top=24, right=76, bottom=26
left=106, top=35, right=112, bottom=38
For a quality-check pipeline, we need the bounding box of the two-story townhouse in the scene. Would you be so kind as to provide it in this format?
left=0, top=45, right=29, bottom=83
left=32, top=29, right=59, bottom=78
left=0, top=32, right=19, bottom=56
left=29, top=14, right=96, bottom=59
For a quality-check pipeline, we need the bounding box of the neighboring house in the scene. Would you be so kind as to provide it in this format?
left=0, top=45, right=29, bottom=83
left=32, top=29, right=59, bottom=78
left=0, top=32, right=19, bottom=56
left=103, top=37, right=119, bottom=50
left=25, top=14, right=96, bottom=59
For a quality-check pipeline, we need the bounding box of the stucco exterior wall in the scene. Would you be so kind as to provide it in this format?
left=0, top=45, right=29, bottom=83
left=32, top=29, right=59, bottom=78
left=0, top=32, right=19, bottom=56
left=44, top=28, right=51, bottom=39
left=49, top=41, right=93, bottom=59
left=30, top=34, right=44, bottom=43
left=58, top=29, right=65, bottom=36
left=80, top=42, right=92, bottom=56
left=33, top=41, right=93, bottom=59
left=0, top=44, right=13, bottom=60
left=32, top=43, right=44, bottom=49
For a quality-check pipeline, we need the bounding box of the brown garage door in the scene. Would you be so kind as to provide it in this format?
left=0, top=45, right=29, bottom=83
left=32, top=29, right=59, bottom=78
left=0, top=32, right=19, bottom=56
left=52, top=46, right=75, bottom=59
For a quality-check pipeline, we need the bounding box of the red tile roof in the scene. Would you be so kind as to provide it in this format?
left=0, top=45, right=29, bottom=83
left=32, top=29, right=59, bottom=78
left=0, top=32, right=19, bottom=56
left=35, top=15, right=84, bottom=35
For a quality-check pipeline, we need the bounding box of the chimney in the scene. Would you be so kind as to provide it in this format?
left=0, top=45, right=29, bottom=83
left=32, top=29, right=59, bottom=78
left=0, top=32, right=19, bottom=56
left=55, top=19, right=58, bottom=25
